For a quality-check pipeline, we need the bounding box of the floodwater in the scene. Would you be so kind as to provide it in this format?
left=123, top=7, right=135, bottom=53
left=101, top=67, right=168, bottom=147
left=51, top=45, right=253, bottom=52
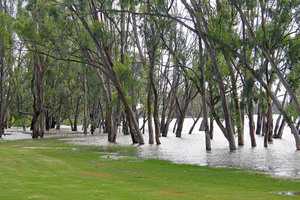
left=1, top=115, right=300, bottom=178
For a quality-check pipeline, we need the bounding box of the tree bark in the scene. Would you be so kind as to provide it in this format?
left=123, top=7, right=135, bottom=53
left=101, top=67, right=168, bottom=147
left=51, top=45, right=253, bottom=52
left=188, top=109, right=202, bottom=135
left=83, top=71, right=88, bottom=135
left=199, top=39, right=211, bottom=150
left=277, top=119, right=286, bottom=139
left=226, top=57, right=243, bottom=146
left=56, top=105, right=62, bottom=130
left=147, top=82, right=154, bottom=144
left=248, top=98, right=256, bottom=147
left=256, top=103, right=262, bottom=135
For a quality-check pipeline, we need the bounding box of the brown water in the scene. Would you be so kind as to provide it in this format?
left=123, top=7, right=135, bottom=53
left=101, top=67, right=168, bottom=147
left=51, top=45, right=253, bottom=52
left=1, top=116, right=299, bottom=178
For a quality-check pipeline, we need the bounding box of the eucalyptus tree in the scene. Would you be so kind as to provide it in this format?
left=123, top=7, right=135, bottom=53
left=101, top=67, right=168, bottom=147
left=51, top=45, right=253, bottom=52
left=66, top=0, right=145, bottom=144
left=160, top=67, right=180, bottom=137
left=233, top=1, right=300, bottom=117
left=214, top=1, right=300, bottom=149
left=142, top=1, right=174, bottom=144
left=0, top=0, right=15, bottom=136
left=179, top=0, right=237, bottom=150
left=144, top=9, right=161, bottom=144
left=13, top=0, right=63, bottom=137
left=156, top=17, right=197, bottom=139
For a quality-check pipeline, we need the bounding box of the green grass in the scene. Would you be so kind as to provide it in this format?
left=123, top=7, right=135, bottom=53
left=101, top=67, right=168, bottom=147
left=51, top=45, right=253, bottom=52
left=0, top=139, right=299, bottom=200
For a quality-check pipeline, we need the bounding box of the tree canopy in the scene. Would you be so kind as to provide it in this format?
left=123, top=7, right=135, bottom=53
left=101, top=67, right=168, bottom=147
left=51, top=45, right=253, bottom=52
left=0, top=0, right=299, bottom=149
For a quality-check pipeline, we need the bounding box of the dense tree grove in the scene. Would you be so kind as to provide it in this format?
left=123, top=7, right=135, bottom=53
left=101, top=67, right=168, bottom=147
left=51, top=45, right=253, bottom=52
left=0, top=0, right=299, bottom=150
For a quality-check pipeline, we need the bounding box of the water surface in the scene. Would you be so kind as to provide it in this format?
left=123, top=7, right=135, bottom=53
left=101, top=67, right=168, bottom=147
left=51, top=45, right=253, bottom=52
left=1, top=117, right=299, bottom=178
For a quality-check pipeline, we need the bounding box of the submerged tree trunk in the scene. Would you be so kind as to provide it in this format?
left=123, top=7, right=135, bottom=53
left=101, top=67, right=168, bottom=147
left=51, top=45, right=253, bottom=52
left=248, top=102, right=256, bottom=147
left=149, top=58, right=161, bottom=144
left=256, top=103, right=262, bottom=135
left=267, top=102, right=273, bottom=142
left=147, top=82, right=154, bottom=144
left=209, top=115, right=214, bottom=139
left=192, top=5, right=236, bottom=149
left=208, top=83, right=214, bottom=140
left=273, top=113, right=282, bottom=138
left=188, top=109, right=202, bottom=135
left=175, top=110, right=186, bottom=138
left=126, top=110, right=138, bottom=144
left=199, top=39, right=211, bottom=150
left=264, top=102, right=272, bottom=147
left=277, top=118, right=286, bottom=139
left=161, top=72, right=179, bottom=137
left=161, top=98, right=176, bottom=137
left=274, top=93, right=287, bottom=138
left=226, top=56, right=243, bottom=146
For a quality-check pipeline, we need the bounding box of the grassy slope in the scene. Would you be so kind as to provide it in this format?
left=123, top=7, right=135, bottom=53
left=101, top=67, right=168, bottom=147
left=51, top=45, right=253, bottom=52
left=0, top=139, right=299, bottom=200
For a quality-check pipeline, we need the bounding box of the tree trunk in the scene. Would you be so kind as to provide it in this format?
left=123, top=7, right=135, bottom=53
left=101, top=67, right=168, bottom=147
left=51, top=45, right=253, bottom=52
left=267, top=103, right=273, bottom=142
left=147, top=82, right=154, bottom=144
left=32, top=113, right=40, bottom=138
left=248, top=104, right=256, bottom=147
left=199, top=39, right=211, bottom=150
left=226, top=57, right=243, bottom=146
left=39, top=111, right=45, bottom=138
left=150, top=68, right=161, bottom=144
left=181, top=0, right=236, bottom=150
left=277, top=119, right=286, bottom=139
left=218, top=3, right=300, bottom=149
left=175, top=111, right=186, bottom=138
left=235, top=4, right=300, bottom=117
left=22, top=119, right=27, bottom=131
left=264, top=122, right=269, bottom=148
left=56, top=105, right=62, bottom=130
left=262, top=114, right=267, bottom=136
left=90, top=113, right=95, bottom=135
left=68, top=116, right=74, bottom=131
left=71, top=4, right=144, bottom=144
left=115, top=80, right=144, bottom=144
left=273, top=113, right=282, bottom=138
left=83, top=72, right=88, bottom=135
left=264, top=102, right=273, bottom=147
left=122, top=112, right=129, bottom=135
left=206, top=43, right=236, bottom=150
left=274, top=93, right=287, bottom=138
left=209, top=115, right=214, bottom=139
left=126, top=110, right=138, bottom=144
left=188, top=109, right=202, bottom=135
left=31, top=61, right=40, bottom=138
left=208, top=83, right=214, bottom=139
left=35, top=51, right=46, bottom=138
left=162, top=72, right=179, bottom=137
left=152, top=84, right=161, bottom=144
left=45, top=111, right=51, bottom=131
left=73, top=114, right=78, bottom=131
left=160, top=93, right=167, bottom=133
left=111, top=94, right=121, bottom=143
left=256, top=103, right=262, bottom=135
left=161, top=97, right=176, bottom=137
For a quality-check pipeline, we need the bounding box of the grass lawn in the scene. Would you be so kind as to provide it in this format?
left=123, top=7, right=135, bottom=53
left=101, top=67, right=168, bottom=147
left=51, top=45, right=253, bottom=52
left=0, top=138, right=299, bottom=200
